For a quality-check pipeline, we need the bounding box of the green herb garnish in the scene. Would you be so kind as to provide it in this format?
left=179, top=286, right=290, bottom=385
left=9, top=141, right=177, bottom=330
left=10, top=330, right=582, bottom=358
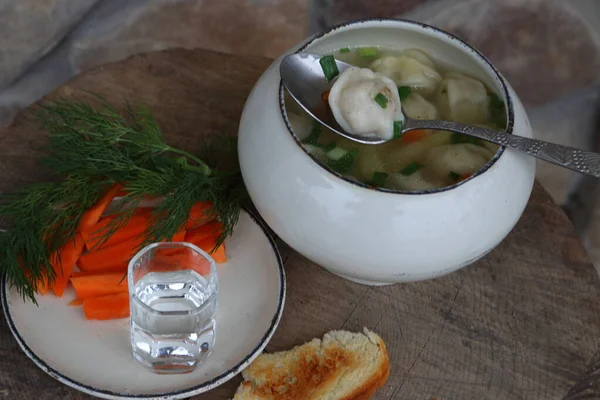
left=450, top=133, right=483, bottom=146
left=339, top=47, right=351, bottom=53
left=398, top=86, right=411, bottom=101
left=488, top=92, right=507, bottom=128
left=374, top=93, right=388, bottom=109
left=319, top=55, right=339, bottom=82
left=448, top=171, right=461, bottom=181
left=400, top=162, right=424, bottom=176
left=393, top=121, right=403, bottom=139
left=303, top=122, right=323, bottom=146
left=358, top=47, right=378, bottom=58
left=324, top=142, right=337, bottom=152
left=366, top=172, right=388, bottom=187
left=0, top=96, right=243, bottom=302
left=327, top=149, right=358, bottom=174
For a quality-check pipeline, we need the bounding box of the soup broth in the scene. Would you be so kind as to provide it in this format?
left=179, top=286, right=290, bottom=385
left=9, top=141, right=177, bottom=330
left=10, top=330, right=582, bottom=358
left=283, top=46, right=507, bottom=191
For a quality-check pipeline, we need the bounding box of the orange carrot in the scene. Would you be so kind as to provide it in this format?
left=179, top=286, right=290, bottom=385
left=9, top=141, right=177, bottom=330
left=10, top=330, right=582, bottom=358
left=81, top=213, right=151, bottom=250
left=460, top=173, right=473, bottom=181
left=401, top=129, right=428, bottom=144
left=78, top=184, right=122, bottom=231
left=154, top=247, right=212, bottom=275
left=69, top=298, right=84, bottom=306
left=194, top=237, right=227, bottom=263
left=321, top=89, right=330, bottom=102
left=171, top=227, right=186, bottom=242
left=78, top=234, right=145, bottom=272
left=186, top=202, right=214, bottom=229
left=51, top=233, right=85, bottom=297
left=184, top=220, right=223, bottom=244
left=82, top=292, right=130, bottom=320
left=70, top=271, right=128, bottom=300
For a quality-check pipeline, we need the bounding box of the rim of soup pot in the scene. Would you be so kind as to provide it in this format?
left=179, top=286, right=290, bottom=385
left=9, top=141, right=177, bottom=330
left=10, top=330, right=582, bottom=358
left=278, top=18, right=514, bottom=196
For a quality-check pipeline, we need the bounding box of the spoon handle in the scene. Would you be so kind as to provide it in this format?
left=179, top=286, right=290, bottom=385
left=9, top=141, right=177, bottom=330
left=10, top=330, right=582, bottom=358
left=406, top=119, right=600, bottom=179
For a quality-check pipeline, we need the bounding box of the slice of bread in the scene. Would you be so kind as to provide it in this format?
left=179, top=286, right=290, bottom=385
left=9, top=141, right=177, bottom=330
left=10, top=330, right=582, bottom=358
left=233, top=328, right=389, bottom=400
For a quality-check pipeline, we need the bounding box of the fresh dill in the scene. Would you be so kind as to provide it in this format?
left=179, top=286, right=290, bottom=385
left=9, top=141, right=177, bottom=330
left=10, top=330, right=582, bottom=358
left=0, top=96, right=244, bottom=303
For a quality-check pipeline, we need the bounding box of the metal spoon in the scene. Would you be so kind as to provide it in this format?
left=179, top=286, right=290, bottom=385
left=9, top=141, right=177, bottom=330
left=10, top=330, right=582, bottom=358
left=280, top=52, right=600, bottom=179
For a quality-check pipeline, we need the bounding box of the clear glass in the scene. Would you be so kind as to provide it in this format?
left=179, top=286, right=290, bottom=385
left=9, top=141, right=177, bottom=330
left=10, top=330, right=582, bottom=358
left=128, top=242, right=218, bottom=374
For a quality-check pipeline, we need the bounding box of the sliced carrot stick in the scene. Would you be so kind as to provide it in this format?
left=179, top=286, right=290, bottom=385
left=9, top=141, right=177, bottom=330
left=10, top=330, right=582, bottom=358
left=81, top=213, right=151, bottom=250
left=82, top=292, right=130, bottom=320
left=70, top=271, right=128, bottom=300
left=186, top=202, right=214, bottom=229
left=78, top=234, right=144, bottom=272
left=51, top=233, right=85, bottom=297
left=171, top=227, right=186, bottom=242
left=154, top=247, right=212, bottom=275
left=78, top=184, right=122, bottom=231
left=194, top=237, right=227, bottom=263
left=69, top=298, right=84, bottom=306
left=184, top=220, right=223, bottom=244
left=401, top=129, right=428, bottom=144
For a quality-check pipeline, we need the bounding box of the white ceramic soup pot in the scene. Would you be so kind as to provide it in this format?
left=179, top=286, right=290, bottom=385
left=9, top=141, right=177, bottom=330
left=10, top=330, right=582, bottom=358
left=238, top=19, right=535, bottom=285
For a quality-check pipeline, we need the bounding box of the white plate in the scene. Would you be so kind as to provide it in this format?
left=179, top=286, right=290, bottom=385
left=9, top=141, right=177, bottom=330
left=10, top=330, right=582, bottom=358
left=1, top=209, right=285, bottom=399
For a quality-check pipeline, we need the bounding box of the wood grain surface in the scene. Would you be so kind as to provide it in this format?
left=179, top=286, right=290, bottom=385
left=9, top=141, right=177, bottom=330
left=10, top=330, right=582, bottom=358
left=0, top=48, right=599, bottom=400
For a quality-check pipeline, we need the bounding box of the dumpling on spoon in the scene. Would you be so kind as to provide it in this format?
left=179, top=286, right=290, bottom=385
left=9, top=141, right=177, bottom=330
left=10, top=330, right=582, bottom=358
left=328, top=66, right=404, bottom=141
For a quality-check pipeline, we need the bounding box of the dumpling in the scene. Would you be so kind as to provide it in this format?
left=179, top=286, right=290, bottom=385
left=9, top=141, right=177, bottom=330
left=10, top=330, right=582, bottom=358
left=402, top=93, right=439, bottom=120
left=369, top=52, right=442, bottom=96
left=287, top=112, right=314, bottom=140
left=436, top=72, right=491, bottom=124
left=387, top=170, right=439, bottom=191
left=425, top=143, right=494, bottom=179
left=400, top=49, right=436, bottom=68
left=355, top=144, right=386, bottom=182
left=328, top=66, right=404, bottom=140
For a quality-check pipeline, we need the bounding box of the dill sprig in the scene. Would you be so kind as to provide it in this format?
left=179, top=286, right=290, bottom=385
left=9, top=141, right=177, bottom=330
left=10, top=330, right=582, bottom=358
left=0, top=96, right=244, bottom=303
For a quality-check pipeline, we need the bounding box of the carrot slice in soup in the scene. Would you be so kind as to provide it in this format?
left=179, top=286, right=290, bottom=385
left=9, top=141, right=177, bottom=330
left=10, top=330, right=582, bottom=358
left=401, top=129, right=427, bottom=144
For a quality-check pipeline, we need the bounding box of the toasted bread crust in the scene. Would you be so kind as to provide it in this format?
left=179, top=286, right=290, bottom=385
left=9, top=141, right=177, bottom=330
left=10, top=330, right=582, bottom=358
left=233, top=329, right=389, bottom=400
left=340, top=334, right=390, bottom=400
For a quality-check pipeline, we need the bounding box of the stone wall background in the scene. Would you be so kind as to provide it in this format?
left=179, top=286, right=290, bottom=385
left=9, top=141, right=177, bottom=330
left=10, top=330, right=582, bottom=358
left=2, top=0, right=600, bottom=265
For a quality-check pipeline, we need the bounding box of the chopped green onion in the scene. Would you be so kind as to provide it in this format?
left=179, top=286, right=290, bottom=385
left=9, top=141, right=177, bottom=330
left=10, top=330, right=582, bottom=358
left=374, top=93, right=388, bottom=109
left=448, top=171, right=461, bottom=181
left=319, top=55, right=339, bottom=82
left=397, top=86, right=411, bottom=101
left=393, top=121, right=403, bottom=139
left=339, top=47, right=351, bottom=53
left=327, top=149, right=358, bottom=174
left=450, top=132, right=483, bottom=147
left=400, top=162, right=424, bottom=176
left=324, top=142, right=337, bottom=152
left=358, top=47, right=378, bottom=58
left=489, top=92, right=504, bottom=109
left=327, top=146, right=349, bottom=161
left=488, top=92, right=507, bottom=128
left=303, top=122, right=323, bottom=146
left=366, top=172, right=388, bottom=187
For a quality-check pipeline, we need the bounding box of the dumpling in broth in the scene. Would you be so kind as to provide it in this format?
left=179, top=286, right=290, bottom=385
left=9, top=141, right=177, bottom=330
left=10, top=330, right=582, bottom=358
left=426, top=143, right=494, bottom=179
left=370, top=51, right=442, bottom=96
left=387, top=170, right=439, bottom=191
left=436, top=72, right=491, bottom=124
left=287, top=111, right=314, bottom=140
left=402, top=93, right=439, bottom=120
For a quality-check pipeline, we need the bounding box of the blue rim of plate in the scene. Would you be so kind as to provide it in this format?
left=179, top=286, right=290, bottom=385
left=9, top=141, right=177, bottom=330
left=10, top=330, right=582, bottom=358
left=1, top=207, right=286, bottom=400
